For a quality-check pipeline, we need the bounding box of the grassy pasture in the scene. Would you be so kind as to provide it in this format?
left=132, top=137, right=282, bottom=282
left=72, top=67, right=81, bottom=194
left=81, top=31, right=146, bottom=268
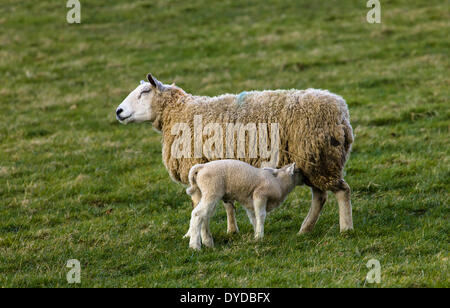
left=0, top=0, right=449, bottom=287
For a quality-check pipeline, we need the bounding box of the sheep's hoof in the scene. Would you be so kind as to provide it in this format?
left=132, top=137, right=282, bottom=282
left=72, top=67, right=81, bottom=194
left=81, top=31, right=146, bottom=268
left=340, top=227, right=354, bottom=234
left=227, top=227, right=239, bottom=234
left=297, top=228, right=312, bottom=235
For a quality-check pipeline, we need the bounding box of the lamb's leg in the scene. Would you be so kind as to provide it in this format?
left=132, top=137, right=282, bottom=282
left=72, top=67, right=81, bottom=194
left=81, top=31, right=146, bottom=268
left=244, top=208, right=256, bottom=232
left=189, top=196, right=219, bottom=250
left=190, top=189, right=202, bottom=208
left=201, top=211, right=216, bottom=248
left=188, top=202, right=204, bottom=250
left=224, top=202, right=239, bottom=234
left=298, top=187, right=327, bottom=235
left=253, top=198, right=267, bottom=240
left=333, top=180, right=353, bottom=232
left=183, top=190, right=202, bottom=238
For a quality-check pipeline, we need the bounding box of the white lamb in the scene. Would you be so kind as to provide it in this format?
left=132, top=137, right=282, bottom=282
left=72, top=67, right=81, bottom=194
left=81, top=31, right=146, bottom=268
left=185, top=160, right=303, bottom=250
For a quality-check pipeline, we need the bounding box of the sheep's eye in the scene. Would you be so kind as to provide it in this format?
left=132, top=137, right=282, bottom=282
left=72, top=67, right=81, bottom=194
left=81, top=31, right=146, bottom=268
left=138, top=89, right=151, bottom=99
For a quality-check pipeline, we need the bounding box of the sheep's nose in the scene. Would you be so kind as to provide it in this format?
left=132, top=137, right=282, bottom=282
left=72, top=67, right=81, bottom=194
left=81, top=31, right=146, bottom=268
left=116, top=108, right=123, bottom=116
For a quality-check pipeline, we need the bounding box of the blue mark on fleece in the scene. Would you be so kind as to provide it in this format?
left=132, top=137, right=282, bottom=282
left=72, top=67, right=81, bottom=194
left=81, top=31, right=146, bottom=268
left=236, top=91, right=247, bottom=107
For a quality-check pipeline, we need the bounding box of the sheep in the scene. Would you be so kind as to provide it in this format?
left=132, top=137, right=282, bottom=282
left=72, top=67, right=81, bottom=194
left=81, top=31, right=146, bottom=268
left=185, top=160, right=303, bottom=250
left=116, top=73, right=354, bottom=235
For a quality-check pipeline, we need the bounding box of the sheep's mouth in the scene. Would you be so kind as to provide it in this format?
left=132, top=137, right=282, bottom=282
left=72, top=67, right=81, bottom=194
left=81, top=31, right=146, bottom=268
left=116, top=114, right=132, bottom=123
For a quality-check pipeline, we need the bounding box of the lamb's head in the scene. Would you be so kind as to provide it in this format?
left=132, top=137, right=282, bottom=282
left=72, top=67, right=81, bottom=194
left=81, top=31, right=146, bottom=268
left=266, top=163, right=303, bottom=187
left=116, top=74, right=166, bottom=124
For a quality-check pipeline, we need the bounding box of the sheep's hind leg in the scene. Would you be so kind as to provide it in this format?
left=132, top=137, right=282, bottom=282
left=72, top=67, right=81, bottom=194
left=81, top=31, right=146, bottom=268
left=224, top=202, right=239, bottom=234
left=332, top=180, right=353, bottom=232
left=298, top=187, right=327, bottom=235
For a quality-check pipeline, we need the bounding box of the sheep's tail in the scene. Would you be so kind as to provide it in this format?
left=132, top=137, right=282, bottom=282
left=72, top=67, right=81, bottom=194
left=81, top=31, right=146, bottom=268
left=342, top=118, right=354, bottom=153
left=186, top=164, right=203, bottom=196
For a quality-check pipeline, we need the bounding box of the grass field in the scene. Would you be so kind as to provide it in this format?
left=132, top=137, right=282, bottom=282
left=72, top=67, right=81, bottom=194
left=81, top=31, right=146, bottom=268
left=0, top=0, right=449, bottom=287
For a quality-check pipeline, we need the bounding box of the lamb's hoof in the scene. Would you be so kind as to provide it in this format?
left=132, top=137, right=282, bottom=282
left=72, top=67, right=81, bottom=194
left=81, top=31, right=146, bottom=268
left=202, top=238, right=214, bottom=248
left=189, top=244, right=201, bottom=250
left=183, top=232, right=191, bottom=239
left=189, top=237, right=202, bottom=250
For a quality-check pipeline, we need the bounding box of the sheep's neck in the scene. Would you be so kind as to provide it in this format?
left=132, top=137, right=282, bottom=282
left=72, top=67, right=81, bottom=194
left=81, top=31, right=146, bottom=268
left=154, top=87, right=187, bottom=131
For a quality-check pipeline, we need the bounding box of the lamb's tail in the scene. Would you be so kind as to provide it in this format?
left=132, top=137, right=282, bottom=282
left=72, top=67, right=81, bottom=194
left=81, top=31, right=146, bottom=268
left=186, top=164, right=204, bottom=196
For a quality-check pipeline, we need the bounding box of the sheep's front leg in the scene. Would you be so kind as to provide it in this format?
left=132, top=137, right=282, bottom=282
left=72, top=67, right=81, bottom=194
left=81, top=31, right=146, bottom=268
left=224, top=202, right=239, bottom=234
left=298, top=187, right=327, bottom=235
left=253, top=198, right=267, bottom=240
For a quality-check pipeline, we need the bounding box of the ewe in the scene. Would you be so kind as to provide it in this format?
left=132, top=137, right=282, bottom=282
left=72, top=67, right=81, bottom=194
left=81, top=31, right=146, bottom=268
left=116, top=74, right=354, bottom=235
left=185, top=160, right=303, bottom=250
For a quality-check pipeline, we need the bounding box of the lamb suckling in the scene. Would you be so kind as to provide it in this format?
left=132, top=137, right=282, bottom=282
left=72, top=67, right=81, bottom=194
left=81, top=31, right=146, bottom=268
left=185, top=160, right=303, bottom=250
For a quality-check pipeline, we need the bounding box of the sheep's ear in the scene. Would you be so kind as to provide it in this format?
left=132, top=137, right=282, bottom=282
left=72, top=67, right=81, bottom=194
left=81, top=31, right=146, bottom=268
left=147, top=73, right=166, bottom=91
left=147, top=73, right=157, bottom=88
left=140, top=80, right=146, bottom=85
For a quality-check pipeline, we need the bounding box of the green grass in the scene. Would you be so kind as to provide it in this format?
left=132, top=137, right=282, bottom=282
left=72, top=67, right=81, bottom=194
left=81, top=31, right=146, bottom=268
left=0, top=0, right=449, bottom=287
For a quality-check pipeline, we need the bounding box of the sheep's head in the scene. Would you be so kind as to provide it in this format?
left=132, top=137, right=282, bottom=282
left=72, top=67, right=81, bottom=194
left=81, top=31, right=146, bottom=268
left=116, top=73, right=166, bottom=124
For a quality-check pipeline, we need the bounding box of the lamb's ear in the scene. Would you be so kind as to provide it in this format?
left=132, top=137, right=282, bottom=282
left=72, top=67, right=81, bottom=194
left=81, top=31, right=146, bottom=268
left=140, top=80, right=146, bottom=85
left=286, top=163, right=296, bottom=175
left=263, top=167, right=276, bottom=176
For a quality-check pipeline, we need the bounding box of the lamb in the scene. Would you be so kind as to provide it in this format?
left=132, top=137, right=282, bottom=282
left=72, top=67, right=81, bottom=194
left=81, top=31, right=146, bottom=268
left=116, top=73, right=354, bottom=235
left=185, top=160, right=303, bottom=250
